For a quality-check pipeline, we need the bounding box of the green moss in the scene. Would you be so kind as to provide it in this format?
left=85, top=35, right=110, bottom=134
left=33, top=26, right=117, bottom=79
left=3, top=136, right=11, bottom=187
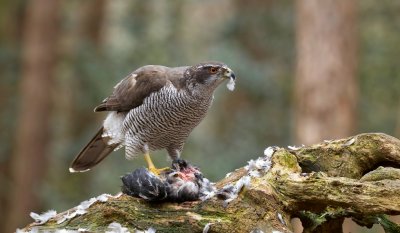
left=275, top=150, right=300, bottom=171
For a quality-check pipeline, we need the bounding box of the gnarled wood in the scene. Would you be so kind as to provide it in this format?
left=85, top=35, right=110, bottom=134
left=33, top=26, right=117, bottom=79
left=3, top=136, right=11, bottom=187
left=21, top=133, right=400, bottom=233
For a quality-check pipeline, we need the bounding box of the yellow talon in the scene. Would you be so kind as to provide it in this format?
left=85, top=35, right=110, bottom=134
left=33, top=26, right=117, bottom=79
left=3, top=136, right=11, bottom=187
left=148, top=166, right=171, bottom=176
left=144, top=152, right=170, bottom=176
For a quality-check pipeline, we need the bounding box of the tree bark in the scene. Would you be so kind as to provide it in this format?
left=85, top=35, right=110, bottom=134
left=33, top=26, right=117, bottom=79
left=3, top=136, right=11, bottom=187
left=21, top=133, right=400, bottom=233
left=295, top=0, right=358, bottom=145
left=6, top=0, right=60, bottom=232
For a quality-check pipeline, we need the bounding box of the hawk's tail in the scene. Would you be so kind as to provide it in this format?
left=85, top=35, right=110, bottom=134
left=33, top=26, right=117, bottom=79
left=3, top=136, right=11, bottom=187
left=69, top=127, right=118, bottom=172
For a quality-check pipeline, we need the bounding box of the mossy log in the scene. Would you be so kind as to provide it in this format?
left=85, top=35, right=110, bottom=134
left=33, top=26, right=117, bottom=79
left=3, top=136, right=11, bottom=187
left=22, top=133, right=400, bottom=233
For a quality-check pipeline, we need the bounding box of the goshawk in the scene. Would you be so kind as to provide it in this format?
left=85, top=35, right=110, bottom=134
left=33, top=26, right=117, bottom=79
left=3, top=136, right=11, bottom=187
left=70, top=61, right=236, bottom=174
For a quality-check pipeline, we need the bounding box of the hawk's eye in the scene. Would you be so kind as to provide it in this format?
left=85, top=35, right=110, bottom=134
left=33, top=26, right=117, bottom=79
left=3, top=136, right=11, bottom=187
left=209, top=67, right=218, bottom=74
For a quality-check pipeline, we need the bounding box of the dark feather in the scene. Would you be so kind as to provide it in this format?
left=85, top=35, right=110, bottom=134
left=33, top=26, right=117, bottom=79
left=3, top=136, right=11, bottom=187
left=70, top=127, right=117, bottom=172
left=121, top=168, right=168, bottom=201
left=94, top=66, right=187, bottom=112
left=121, top=159, right=214, bottom=202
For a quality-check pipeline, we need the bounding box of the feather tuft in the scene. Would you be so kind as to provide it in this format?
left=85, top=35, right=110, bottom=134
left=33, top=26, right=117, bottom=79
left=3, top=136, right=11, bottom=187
left=30, top=210, right=57, bottom=225
left=226, top=77, right=235, bottom=91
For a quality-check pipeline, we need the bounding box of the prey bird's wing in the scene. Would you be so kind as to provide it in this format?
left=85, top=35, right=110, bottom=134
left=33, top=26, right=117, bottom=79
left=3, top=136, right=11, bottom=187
left=94, top=66, right=173, bottom=112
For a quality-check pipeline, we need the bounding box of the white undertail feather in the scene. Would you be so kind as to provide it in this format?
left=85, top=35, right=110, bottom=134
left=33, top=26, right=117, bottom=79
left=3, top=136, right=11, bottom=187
left=103, top=112, right=126, bottom=146
left=69, top=167, right=90, bottom=173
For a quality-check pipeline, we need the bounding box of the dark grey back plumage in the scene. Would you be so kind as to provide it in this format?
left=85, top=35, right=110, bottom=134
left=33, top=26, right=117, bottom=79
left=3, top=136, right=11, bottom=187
left=94, top=65, right=187, bottom=112
left=70, top=61, right=235, bottom=172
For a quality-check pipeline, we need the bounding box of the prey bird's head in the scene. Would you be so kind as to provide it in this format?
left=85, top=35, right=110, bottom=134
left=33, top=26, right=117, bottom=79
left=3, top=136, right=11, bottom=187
left=185, top=61, right=236, bottom=93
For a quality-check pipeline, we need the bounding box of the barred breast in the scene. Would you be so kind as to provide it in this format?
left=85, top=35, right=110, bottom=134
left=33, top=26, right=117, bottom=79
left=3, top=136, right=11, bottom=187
left=121, top=82, right=213, bottom=159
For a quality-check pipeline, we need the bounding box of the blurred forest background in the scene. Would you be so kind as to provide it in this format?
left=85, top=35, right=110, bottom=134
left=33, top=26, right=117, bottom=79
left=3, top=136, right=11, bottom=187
left=1, top=0, right=400, bottom=232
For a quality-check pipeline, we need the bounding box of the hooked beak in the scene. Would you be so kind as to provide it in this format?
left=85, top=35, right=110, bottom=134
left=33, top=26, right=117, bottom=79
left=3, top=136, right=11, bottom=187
left=223, top=68, right=236, bottom=80
left=223, top=67, right=236, bottom=91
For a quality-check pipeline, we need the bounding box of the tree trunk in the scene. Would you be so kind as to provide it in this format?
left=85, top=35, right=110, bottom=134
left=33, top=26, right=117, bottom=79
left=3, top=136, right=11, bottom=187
left=77, top=0, right=106, bottom=49
left=5, top=0, right=60, bottom=232
left=0, top=0, right=25, bottom=228
left=20, top=133, right=400, bottom=233
left=295, top=0, right=358, bottom=145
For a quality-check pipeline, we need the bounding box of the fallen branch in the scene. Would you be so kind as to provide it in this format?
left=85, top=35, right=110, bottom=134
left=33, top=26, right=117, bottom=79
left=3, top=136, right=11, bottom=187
left=21, top=133, right=400, bottom=233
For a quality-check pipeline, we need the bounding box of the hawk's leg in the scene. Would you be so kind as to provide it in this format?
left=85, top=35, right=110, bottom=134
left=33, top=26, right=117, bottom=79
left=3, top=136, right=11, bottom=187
left=144, top=152, right=170, bottom=176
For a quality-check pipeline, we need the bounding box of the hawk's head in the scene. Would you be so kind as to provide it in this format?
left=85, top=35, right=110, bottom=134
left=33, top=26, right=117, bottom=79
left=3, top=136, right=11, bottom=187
left=185, top=61, right=236, bottom=93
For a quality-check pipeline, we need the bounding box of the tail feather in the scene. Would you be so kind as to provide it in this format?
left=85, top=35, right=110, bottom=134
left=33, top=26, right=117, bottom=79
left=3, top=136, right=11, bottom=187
left=70, top=127, right=118, bottom=172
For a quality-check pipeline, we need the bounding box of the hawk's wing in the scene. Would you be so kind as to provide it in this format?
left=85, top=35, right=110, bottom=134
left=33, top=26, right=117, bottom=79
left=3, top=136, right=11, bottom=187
left=94, top=66, right=170, bottom=112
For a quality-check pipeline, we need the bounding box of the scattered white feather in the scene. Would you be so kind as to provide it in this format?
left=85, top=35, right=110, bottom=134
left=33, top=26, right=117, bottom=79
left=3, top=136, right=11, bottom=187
left=97, top=193, right=112, bottom=202
left=57, top=210, right=78, bottom=224
left=58, top=201, right=94, bottom=223
left=223, top=175, right=251, bottom=205
left=146, top=228, right=156, bottom=233
left=250, top=230, right=264, bottom=233
left=202, top=223, right=214, bottom=233
left=248, top=169, right=261, bottom=178
left=114, top=192, right=123, bottom=198
left=199, top=189, right=216, bottom=201
left=30, top=210, right=57, bottom=225
left=58, top=193, right=114, bottom=224
left=199, top=178, right=217, bottom=201
left=78, top=228, right=88, bottom=232
left=343, top=137, right=356, bottom=146
left=226, top=77, right=235, bottom=91
left=245, top=154, right=272, bottom=178
left=277, top=213, right=285, bottom=225
left=263, top=146, right=276, bottom=157
left=16, top=229, right=29, bottom=233
left=55, top=230, right=67, bottom=233
left=219, top=147, right=276, bottom=205
left=55, top=229, right=81, bottom=233
left=256, top=157, right=270, bottom=169
left=135, top=227, right=156, bottom=233
left=287, top=145, right=304, bottom=150
left=79, top=197, right=97, bottom=210
left=106, top=222, right=130, bottom=233
left=245, top=159, right=256, bottom=170
left=235, top=175, right=251, bottom=190
left=272, top=231, right=283, bottom=233
left=225, top=172, right=232, bottom=178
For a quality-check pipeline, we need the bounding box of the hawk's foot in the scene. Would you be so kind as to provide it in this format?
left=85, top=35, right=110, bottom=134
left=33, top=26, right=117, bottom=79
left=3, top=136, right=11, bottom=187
left=144, top=152, right=171, bottom=176
left=148, top=166, right=171, bottom=176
